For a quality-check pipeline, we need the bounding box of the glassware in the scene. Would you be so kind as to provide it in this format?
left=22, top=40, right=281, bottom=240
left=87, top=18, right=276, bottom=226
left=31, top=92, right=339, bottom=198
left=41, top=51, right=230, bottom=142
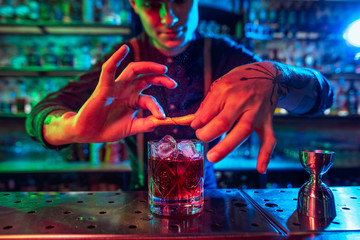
left=148, top=136, right=204, bottom=217
left=297, top=149, right=336, bottom=219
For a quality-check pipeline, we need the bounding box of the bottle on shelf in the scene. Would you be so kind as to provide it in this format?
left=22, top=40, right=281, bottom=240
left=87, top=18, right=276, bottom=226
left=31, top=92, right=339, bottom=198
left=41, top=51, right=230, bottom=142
left=75, top=43, right=92, bottom=69
left=267, top=0, right=279, bottom=29
left=14, top=0, right=30, bottom=23
left=60, top=45, right=74, bottom=67
left=93, top=0, right=103, bottom=23
left=89, top=143, right=104, bottom=165
left=26, top=43, right=42, bottom=67
left=51, top=0, right=63, bottom=22
left=42, top=42, right=59, bottom=68
left=71, top=0, right=82, bottom=22
left=0, top=80, right=11, bottom=113
left=10, top=46, right=27, bottom=69
left=28, top=0, right=39, bottom=21
left=39, top=0, right=52, bottom=22
left=0, top=0, right=15, bottom=22
left=102, top=0, right=117, bottom=24
left=334, top=77, right=349, bottom=116
left=119, top=0, right=131, bottom=25
left=82, top=0, right=94, bottom=23
left=258, top=0, right=268, bottom=25
left=347, top=80, right=359, bottom=115
left=61, top=0, right=72, bottom=23
left=15, top=79, right=27, bottom=114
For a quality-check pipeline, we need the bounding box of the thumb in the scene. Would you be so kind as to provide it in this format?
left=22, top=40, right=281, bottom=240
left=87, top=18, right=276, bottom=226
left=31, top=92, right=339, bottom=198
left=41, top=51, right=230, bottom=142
left=130, top=117, right=156, bottom=135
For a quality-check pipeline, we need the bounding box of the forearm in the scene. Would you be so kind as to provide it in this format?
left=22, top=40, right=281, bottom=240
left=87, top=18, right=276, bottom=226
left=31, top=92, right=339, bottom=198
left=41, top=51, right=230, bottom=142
left=269, top=61, right=334, bottom=115
left=43, top=110, right=77, bottom=146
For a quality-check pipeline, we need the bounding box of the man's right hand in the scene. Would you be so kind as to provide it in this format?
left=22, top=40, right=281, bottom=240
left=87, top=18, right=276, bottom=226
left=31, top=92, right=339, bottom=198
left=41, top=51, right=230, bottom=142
left=43, top=44, right=177, bottom=145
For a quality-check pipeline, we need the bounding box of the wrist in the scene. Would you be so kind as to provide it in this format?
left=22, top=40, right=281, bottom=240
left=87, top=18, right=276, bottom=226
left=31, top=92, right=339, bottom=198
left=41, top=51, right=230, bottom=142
left=43, top=110, right=77, bottom=145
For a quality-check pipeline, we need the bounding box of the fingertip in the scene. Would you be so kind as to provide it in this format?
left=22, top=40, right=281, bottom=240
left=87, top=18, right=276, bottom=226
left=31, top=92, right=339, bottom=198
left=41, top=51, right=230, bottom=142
left=257, top=165, right=267, bottom=174
left=157, top=64, right=168, bottom=74
left=207, top=151, right=220, bottom=163
left=170, top=79, right=177, bottom=89
left=119, top=44, right=129, bottom=54
left=190, top=119, right=199, bottom=129
left=257, top=160, right=269, bottom=174
left=150, top=104, right=166, bottom=119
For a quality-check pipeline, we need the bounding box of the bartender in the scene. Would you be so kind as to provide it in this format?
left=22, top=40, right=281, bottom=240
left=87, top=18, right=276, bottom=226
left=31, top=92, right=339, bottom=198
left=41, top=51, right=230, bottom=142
left=26, top=0, right=334, bottom=190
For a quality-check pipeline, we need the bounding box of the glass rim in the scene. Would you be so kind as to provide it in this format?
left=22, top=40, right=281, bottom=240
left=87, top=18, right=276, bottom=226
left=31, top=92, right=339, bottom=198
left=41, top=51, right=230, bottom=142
left=148, top=139, right=203, bottom=144
left=300, top=149, right=334, bottom=154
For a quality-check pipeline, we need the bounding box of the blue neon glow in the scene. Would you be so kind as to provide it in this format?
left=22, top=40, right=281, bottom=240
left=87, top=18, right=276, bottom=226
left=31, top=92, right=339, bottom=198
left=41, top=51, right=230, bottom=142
left=343, top=19, right=360, bottom=47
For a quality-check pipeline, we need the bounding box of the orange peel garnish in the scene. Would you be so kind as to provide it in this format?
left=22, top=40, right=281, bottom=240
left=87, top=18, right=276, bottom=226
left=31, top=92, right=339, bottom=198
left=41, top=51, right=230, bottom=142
left=150, top=114, right=195, bottom=126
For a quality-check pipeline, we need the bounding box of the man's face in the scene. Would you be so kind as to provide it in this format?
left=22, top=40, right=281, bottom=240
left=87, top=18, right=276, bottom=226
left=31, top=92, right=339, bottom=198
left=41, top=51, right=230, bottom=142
left=130, top=0, right=199, bottom=54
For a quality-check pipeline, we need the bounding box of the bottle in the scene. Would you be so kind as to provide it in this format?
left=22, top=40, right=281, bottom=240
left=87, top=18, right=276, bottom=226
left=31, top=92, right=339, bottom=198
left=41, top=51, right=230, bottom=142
left=335, top=77, right=348, bottom=116
left=0, top=80, right=11, bottom=113
left=276, top=1, right=288, bottom=35
left=71, top=0, right=82, bottom=22
left=82, top=0, right=93, bottom=23
left=15, top=79, right=26, bottom=114
left=307, top=1, right=317, bottom=32
left=347, top=80, right=358, bottom=115
left=89, top=143, right=104, bottom=165
left=42, top=42, right=59, bottom=68
left=51, top=0, right=63, bottom=22
left=267, top=0, right=279, bottom=28
left=102, top=0, right=115, bottom=24
left=93, top=0, right=103, bottom=23
left=11, top=46, right=27, bottom=69
left=14, top=0, right=30, bottom=22
left=60, top=45, right=74, bottom=67
left=39, top=0, right=52, bottom=22
left=28, top=0, right=39, bottom=21
left=104, top=142, right=121, bottom=164
left=122, top=0, right=132, bottom=24
left=1, top=0, right=15, bottom=22
left=287, top=1, right=298, bottom=36
left=297, top=1, right=307, bottom=32
left=27, top=43, right=42, bottom=67
left=61, top=0, right=72, bottom=23
left=258, top=0, right=268, bottom=25
left=77, top=143, right=90, bottom=162
left=75, top=43, right=92, bottom=69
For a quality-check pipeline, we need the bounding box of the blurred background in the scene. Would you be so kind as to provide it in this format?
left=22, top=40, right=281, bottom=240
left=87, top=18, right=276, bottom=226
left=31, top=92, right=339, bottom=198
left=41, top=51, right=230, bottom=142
left=0, top=0, right=359, bottom=191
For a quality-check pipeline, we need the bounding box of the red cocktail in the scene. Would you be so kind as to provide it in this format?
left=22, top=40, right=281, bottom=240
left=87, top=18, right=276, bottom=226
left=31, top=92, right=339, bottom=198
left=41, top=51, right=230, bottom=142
left=148, top=136, right=204, bottom=216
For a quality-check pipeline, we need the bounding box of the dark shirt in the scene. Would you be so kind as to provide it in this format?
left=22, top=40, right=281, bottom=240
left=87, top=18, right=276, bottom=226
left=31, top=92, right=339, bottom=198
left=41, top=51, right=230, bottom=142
left=26, top=31, right=333, bottom=189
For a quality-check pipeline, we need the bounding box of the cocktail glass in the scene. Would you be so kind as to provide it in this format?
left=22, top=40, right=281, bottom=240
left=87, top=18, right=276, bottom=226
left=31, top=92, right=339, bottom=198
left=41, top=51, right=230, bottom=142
left=148, top=135, right=204, bottom=217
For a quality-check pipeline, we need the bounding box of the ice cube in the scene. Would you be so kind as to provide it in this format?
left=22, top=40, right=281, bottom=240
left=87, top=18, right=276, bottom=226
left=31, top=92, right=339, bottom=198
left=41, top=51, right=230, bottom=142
left=155, top=135, right=178, bottom=159
left=178, top=140, right=199, bottom=159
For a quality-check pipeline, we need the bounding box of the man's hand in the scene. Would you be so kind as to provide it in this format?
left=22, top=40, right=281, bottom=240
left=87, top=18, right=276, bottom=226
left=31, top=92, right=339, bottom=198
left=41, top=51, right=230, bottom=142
left=44, top=44, right=177, bottom=145
left=191, top=62, right=280, bottom=174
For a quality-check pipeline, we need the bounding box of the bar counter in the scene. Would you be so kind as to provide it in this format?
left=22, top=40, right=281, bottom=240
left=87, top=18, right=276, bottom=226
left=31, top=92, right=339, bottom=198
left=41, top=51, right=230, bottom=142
left=0, top=187, right=359, bottom=239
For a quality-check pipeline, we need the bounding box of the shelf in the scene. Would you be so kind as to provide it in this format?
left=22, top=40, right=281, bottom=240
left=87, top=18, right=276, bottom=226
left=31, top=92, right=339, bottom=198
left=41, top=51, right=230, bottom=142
left=2, top=67, right=359, bottom=80
left=0, top=159, right=131, bottom=174
left=0, top=67, right=87, bottom=77
left=273, top=114, right=360, bottom=125
left=324, top=73, right=360, bottom=80
left=0, top=113, right=27, bottom=118
left=0, top=22, right=131, bottom=35
left=245, top=23, right=344, bottom=41
left=214, top=154, right=302, bottom=171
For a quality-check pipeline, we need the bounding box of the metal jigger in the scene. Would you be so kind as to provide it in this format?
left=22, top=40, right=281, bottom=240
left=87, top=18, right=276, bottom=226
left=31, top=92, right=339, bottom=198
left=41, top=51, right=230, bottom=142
left=297, top=150, right=336, bottom=219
